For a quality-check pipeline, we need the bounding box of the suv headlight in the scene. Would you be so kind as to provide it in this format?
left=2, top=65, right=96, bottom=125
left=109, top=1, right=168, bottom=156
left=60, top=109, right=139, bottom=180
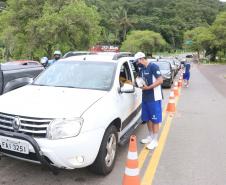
left=163, top=74, right=171, bottom=79
left=47, top=118, right=84, bottom=140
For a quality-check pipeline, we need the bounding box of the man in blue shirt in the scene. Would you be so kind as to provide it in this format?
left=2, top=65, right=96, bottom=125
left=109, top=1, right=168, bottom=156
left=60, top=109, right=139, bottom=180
left=132, top=52, right=163, bottom=150
left=183, top=60, right=191, bottom=87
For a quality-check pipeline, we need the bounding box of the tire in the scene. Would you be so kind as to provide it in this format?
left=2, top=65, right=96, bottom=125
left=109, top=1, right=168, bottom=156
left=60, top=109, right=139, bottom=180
left=89, top=125, right=118, bottom=175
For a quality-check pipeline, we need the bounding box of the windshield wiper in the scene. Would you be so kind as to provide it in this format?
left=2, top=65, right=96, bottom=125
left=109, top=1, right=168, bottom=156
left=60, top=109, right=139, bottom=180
left=31, top=84, right=48, bottom=86
left=54, top=86, right=76, bottom=88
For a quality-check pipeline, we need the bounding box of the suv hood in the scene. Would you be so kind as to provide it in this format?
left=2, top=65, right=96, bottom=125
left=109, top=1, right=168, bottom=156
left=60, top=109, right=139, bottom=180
left=160, top=70, right=171, bottom=75
left=0, top=85, right=107, bottom=118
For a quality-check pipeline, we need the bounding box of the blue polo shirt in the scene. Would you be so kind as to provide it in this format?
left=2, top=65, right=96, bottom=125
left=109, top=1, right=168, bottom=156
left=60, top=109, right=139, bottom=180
left=139, top=62, right=164, bottom=102
left=184, top=63, right=191, bottom=73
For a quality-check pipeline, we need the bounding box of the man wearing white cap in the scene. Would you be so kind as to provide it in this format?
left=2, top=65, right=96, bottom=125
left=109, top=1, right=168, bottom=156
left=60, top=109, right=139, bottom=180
left=132, top=52, right=163, bottom=149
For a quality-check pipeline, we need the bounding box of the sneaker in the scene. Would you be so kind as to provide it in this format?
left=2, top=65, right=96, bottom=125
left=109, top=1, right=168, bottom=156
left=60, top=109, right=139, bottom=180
left=141, top=136, right=152, bottom=144
left=186, top=85, right=188, bottom=88
left=184, top=84, right=187, bottom=87
left=146, top=140, right=158, bottom=150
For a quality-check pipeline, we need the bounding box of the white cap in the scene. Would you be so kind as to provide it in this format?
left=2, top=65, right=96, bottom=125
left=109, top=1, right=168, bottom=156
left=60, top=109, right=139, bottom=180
left=133, top=52, right=145, bottom=63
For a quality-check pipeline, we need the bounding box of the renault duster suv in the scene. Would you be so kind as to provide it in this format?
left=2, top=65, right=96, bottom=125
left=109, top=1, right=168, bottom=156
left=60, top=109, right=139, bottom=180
left=0, top=53, right=142, bottom=175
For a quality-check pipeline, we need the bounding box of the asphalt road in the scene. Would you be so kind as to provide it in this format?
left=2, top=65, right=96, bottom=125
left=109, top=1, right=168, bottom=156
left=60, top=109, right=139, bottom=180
left=0, top=56, right=226, bottom=185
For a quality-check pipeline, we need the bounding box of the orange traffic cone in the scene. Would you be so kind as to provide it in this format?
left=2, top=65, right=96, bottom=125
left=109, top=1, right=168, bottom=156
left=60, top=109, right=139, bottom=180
left=122, top=136, right=140, bottom=185
left=174, top=80, right=179, bottom=96
left=165, top=89, right=177, bottom=114
left=178, top=78, right=183, bottom=87
left=198, top=63, right=200, bottom=67
left=215, top=63, right=216, bottom=66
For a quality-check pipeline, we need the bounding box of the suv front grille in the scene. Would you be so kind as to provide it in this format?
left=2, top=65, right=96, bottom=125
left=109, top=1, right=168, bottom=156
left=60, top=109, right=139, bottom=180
left=0, top=113, right=52, bottom=138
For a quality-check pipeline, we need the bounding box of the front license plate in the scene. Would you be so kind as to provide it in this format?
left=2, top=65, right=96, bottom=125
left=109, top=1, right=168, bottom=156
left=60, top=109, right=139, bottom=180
left=1, top=138, right=29, bottom=154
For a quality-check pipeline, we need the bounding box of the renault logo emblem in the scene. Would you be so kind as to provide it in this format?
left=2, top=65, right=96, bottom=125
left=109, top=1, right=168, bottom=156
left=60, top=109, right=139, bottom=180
left=12, top=116, right=21, bottom=132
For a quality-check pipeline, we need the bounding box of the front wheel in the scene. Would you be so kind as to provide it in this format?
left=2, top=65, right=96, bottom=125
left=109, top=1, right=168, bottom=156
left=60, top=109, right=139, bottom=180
left=89, top=125, right=118, bottom=175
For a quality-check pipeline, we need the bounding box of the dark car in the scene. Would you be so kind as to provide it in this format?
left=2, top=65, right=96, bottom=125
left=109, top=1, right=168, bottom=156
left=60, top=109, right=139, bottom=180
left=153, top=62, right=174, bottom=88
left=186, top=54, right=193, bottom=58
left=158, top=59, right=176, bottom=77
left=0, top=64, right=44, bottom=95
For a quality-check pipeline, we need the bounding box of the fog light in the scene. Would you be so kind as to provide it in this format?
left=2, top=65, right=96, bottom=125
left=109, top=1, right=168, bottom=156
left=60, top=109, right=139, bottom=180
left=77, top=156, right=84, bottom=163
left=68, top=156, right=85, bottom=165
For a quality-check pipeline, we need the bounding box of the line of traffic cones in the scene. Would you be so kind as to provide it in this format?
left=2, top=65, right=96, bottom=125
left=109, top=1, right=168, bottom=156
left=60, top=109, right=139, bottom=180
left=122, top=135, right=140, bottom=185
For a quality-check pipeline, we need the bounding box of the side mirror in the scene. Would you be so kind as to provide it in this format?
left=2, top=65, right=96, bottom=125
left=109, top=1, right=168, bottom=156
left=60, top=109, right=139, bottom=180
left=120, top=83, right=135, bottom=93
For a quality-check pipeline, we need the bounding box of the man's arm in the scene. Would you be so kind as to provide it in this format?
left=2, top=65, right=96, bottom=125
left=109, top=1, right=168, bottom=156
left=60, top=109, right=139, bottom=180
left=141, top=76, right=163, bottom=90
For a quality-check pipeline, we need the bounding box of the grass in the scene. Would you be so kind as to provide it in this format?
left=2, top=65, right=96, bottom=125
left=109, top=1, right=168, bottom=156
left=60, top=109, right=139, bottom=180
left=199, top=59, right=226, bottom=65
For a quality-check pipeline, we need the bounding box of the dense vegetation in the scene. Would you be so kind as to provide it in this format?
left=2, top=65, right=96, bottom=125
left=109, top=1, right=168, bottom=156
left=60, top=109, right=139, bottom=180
left=1, top=0, right=226, bottom=61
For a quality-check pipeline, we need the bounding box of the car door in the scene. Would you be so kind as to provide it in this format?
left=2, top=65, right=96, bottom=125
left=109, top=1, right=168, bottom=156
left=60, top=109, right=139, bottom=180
left=117, top=61, right=141, bottom=130
left=128, top=59, right=142, bottom=115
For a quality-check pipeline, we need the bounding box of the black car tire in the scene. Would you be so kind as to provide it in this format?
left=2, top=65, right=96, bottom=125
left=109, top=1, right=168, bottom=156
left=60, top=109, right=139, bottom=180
left=89, top=125, right=118, bottom=175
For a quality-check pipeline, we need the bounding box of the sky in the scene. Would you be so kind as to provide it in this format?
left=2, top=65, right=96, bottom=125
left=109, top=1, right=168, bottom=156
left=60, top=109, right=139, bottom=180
left=220, top=0, right=226, bottom=2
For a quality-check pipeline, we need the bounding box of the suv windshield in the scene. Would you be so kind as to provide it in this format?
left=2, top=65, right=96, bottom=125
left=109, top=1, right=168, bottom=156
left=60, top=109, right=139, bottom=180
left=33, top=60, right=116, bottom=91
left=159, top=59, right=175, bottom=66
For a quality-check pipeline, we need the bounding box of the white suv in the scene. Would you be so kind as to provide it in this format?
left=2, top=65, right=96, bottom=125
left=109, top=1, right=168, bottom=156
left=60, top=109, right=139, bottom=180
left=0, top=53, right=142, bottom=175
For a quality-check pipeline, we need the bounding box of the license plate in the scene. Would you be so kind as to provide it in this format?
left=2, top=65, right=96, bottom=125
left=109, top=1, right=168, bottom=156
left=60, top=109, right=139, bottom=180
left=1, top=138, right=29, bottom=154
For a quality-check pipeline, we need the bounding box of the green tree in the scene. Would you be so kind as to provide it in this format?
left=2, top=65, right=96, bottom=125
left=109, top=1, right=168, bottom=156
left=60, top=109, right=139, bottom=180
left=109, top=7, right=138, bottom=42
left=184, top=27, right=215, bottom=59
left=120, top=30, right=167, bottom=54
left=98, top=28, right=119, bottom=45
left=210, top=11, right=226, bottom=58
left=0, top=0, right=101, bottom=60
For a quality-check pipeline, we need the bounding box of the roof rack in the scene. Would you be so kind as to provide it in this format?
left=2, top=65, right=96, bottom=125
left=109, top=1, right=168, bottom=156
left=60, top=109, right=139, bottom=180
left=112, top=52, right=134, bottom=60
left=62, top=51, right=98, bottom=59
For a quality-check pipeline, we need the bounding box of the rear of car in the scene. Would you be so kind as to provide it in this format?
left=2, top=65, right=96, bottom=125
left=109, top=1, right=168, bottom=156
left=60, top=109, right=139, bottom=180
left=158, top=59, right=176, bottom=77
left=153, top=62, right=173, bottom=88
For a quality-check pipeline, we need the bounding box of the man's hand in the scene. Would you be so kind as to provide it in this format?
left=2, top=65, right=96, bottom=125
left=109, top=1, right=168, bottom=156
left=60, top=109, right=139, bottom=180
left=140, top=83, right=150, bottom=90
left=130, top=82, right=135, bottom=87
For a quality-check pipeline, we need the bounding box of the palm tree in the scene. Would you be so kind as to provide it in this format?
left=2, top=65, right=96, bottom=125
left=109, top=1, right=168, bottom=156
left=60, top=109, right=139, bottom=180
left=110, top=7, right=138, bottom=42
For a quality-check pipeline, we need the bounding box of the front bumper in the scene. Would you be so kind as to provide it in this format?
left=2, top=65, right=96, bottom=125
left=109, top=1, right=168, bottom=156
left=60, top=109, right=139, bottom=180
left=0, top=128, right=105, bottom=175
left=162, top=78, right=171, bottom=87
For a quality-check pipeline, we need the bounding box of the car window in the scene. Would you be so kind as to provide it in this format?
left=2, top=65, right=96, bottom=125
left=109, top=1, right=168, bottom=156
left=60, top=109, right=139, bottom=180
left=119, top=62, right=132, bottom=86
left=33, top=61, right=116, bottom=91
left=22, top=62, right=28, bottom=65
left=129, top=60, right=139, bottom=78
left=29, top=62, right=38, bottom=65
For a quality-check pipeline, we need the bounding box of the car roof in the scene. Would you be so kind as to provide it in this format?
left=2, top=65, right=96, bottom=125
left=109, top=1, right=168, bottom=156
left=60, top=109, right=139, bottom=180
left=153, top=61, right=170, bottom=65
left=60, top=52, right=135, bottom=63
